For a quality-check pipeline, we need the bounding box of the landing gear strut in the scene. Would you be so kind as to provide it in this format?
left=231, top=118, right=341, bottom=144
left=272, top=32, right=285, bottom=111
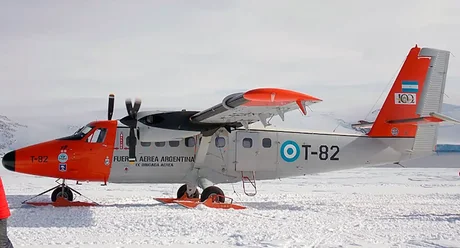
left=21, top=179, right=98, bottom=207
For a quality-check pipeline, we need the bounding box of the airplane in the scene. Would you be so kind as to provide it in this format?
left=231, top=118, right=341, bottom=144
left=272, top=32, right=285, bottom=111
left=2, top=45, right=459, bottom=209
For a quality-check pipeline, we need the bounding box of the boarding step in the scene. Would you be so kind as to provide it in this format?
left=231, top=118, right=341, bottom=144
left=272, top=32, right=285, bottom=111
left=241, top=171, right=257, bottom=196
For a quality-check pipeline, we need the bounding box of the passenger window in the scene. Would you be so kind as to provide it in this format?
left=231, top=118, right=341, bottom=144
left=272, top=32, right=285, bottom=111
left=185, top=137, right=195, bottom=147
left=125, top=135, right=130, bottom=147
left=262, top=138, right=271, bottom=148
left=169, top=140, right=180, bottom=147
left=141, top=141, right=151, bottom=147
left=87, top=128, right=107, bottom=143
left=242, top=138, right=252, bottom=148
left=215, top=137, right=225, bottom=148
left=155, top=141, right=165, bottom=147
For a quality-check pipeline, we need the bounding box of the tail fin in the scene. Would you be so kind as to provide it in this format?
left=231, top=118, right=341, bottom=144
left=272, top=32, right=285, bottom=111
left=367, top=45, right=454, bottom=151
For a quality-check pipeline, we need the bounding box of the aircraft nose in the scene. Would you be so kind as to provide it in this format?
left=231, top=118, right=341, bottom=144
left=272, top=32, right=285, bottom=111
left=2, top=150, right=15, bottom=171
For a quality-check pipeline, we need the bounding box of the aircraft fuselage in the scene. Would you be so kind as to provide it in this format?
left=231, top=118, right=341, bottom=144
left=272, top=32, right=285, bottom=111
left=107, top=126, right=414, bottom=184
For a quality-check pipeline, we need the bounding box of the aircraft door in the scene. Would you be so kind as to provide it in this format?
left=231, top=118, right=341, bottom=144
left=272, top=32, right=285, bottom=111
left=234, top=131, right=260, bottom=171
left=256, top=134, right=278, bottom=171
left=81, top=123, right=117, bottom=181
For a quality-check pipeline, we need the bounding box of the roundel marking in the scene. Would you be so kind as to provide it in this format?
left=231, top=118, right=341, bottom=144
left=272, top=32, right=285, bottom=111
left=280, top=140, right=300, bottom=162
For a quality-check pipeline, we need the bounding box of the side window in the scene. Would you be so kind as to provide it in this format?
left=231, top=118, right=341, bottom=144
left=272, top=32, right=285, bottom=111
left=262, top=138, right=271, bottom=148
left=155, top=141, right=165, bottom=147
left=215, top=137, right=225, bottom=148
left=126, top=136, right=130, bottom=147
left=141, top=141, right=151, bottom=147
left=185, top=137, right=195, bottom=147
left=87, top=128, right=107, bottom=143
left=242, top=138, right=252, bottom=148
left=169, top=140, right=180, bottom=147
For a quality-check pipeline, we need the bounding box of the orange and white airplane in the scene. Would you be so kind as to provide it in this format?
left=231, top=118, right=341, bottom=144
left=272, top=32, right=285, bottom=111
left=2, top=45, right=458, bottom=209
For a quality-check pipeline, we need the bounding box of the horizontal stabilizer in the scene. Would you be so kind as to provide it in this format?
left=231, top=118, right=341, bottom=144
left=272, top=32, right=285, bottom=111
left=351, top=112, right=460, bottom=129
left=429, top=112, right=460, bottom=124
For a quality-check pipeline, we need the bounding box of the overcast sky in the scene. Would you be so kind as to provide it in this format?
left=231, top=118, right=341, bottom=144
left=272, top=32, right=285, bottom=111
left=1, top=0, right=460, bottom=121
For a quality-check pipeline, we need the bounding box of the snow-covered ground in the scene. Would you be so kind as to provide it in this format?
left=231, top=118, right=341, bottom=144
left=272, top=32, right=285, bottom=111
left=1, top=95, right=460, bottom=248
left=2, top=164, right=460, bottom=248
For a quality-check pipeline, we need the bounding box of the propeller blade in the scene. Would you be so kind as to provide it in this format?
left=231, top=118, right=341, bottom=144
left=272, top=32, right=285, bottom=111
left=108, top=94, right=115, bottom=120
left=124, top=97, right=141, bottom=163
left=128, top=127, right=137, bottom=163
left=125, top=99, right=133, bottom=117
left=132, top=98, right=141, bottom=113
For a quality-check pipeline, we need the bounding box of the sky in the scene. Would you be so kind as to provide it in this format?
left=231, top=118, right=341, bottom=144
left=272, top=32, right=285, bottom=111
left=1, top=0, right=460, bottom=122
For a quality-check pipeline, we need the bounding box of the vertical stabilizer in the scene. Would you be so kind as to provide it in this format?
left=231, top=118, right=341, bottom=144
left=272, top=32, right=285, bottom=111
left=367, top=45, right=431, bottom=137
left=367, top=45, right=450, bottom=154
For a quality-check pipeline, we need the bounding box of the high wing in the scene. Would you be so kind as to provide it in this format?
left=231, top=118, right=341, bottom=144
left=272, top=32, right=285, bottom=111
left=189, top=88, right=322, bottom=128
left=118, top=88, right=321, bottom=162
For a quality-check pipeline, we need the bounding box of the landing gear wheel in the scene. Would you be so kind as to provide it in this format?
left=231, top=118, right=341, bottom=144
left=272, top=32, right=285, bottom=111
left=200, top=186, right=224, bottom=203
left=177, top=184, right=200, bottom=199
left=51, top=186, right=74, bottom=202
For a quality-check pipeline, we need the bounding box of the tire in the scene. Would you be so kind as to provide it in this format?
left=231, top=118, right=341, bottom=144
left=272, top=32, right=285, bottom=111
left=200, top=186, right=224, bottom=203
left=176, top=184, right=199, bottom=199
left=51, top=186, right=74, bottom=202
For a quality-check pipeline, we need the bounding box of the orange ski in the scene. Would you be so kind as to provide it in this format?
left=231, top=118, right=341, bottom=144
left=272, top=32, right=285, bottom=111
left=154, top=194, right=200, bottom=204
left=175, top=195, right=246, bottom=210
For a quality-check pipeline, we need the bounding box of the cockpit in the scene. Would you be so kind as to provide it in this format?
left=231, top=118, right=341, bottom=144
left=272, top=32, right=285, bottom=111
left=57, top=124, right=107, bottom=143
left=57, top=124, right=94, bottom=140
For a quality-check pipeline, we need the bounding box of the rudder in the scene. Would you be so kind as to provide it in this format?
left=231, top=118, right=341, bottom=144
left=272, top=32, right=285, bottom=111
left=411, top=47, right=450, bottom=153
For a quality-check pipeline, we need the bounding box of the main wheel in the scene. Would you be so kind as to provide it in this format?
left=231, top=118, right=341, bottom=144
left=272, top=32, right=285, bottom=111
left=200, top=186, right=225, bottom=203
left=51, top=186, right=74, bottom=202
left=177, top=184, right=200, bottom=199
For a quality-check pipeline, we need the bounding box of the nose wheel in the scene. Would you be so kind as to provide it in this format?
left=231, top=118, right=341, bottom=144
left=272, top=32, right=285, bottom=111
left=21, top=179, right=99, bottom=207
left=51, top=185, right=74, bottom=202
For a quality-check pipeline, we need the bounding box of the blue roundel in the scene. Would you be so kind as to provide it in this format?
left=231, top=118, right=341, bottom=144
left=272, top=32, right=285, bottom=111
left=280, top=140, right=300, bottom=162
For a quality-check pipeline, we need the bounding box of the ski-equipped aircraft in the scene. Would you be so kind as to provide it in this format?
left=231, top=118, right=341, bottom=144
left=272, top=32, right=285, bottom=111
left=2, top=45, right=459, bottom=209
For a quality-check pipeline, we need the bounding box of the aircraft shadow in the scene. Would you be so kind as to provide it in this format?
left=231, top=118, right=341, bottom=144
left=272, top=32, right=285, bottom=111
left=398, top=213, right=460, bottom=223
left=379, top=213, right=460, bottom=223
left=6, top=195, right=94, bottom=228
left=101, top=202, right=185, bottom=209
left=242, top=201, right=308, bottom=211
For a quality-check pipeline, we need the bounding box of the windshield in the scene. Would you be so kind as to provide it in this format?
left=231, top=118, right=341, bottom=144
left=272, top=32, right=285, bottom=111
left=57, top=125, right=94, bottom=140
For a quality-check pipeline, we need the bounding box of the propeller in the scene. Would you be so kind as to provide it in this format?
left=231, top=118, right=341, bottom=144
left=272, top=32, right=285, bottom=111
left=108, top=94, right=115, bottom=120
left=120, top=98, right=142, bottom=164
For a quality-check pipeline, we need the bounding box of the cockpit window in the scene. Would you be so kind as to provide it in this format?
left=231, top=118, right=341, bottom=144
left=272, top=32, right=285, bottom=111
left=57, top=125, right=94, bottom=141
left=87, top=128, right=107, bottom=143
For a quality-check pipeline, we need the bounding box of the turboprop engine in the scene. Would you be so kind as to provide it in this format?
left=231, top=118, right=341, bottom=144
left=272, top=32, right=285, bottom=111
left=134, top=110, right=222, bottom=142
left=119, top=98, right=237, bottom=163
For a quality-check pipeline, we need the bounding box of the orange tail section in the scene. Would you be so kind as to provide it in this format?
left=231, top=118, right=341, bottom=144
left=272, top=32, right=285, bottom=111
left=367, top=45, right=446, bottom=138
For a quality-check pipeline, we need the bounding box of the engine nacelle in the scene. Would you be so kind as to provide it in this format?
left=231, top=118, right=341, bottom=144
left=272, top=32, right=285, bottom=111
left=137, top=125, right=200, bottom=142
left=133, top=110, right=221, bottom=142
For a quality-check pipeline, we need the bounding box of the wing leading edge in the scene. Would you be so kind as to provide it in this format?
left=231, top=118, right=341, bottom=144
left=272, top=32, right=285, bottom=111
left=190, top=88, right=322, bottom=128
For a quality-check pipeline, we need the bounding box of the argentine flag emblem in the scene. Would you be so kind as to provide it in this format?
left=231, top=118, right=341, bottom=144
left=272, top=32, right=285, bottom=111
left=401, top=81, right=418, bottom=93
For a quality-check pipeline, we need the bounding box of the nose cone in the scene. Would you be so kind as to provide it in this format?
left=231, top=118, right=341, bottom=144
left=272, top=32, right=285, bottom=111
left=2, top=151, right=15, bottom=171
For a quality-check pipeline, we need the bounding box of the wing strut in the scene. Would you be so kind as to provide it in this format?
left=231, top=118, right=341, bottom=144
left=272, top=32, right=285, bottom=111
left=193, top=135, right=213, bottom=168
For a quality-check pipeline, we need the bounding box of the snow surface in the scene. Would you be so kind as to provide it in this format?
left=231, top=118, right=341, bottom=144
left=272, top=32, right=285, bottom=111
left=1, top=96, right=460, bottom=247
left=2, top=164, right=460, bottom=248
